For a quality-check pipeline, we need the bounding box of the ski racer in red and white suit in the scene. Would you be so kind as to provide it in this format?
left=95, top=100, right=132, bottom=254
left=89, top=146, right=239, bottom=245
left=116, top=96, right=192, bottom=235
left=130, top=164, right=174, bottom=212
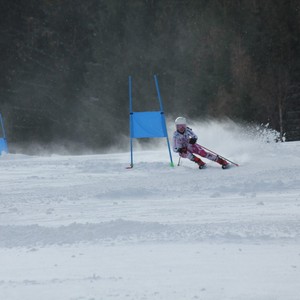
left=172, top=117, right=228, bottom=169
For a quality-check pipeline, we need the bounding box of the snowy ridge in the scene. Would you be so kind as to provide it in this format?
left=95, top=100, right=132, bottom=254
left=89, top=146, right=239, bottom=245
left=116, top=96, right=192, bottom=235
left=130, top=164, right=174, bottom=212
left=1, top=219, right=300, bottom=248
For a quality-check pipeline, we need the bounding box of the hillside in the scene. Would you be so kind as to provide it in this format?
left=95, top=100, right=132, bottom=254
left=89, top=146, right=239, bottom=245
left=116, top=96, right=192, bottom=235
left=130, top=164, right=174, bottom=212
left=0, top=121, right=300, bottom=300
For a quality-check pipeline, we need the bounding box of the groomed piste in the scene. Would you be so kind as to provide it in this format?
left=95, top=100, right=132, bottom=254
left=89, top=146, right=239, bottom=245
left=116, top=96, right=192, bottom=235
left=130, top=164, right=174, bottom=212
left=0, top=120, right=300, bottom=300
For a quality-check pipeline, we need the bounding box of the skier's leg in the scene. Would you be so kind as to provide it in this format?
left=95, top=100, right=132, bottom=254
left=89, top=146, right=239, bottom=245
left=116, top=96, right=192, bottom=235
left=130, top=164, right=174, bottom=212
left=191, top=144, right=217, bottom=161
left=215, top=156, right=229, bottom=168
left=191, top=155, right=206, bottom=169
left=185, top=146, right=206, bottom=169
left=177, top=153, right=205, bottom=168
left=191, top=144, right=229, bottom=167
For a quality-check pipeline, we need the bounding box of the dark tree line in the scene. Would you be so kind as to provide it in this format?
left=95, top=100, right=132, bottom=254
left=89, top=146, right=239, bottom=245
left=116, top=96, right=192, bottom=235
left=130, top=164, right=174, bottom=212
left=1, top=0, right=300, bottom=153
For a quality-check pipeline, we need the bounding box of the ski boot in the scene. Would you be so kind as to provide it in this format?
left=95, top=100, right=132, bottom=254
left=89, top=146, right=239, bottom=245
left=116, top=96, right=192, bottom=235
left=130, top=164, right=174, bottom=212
left=192, top=156, right=206, bottom=169
left=216, top=156, right=229, bottom=169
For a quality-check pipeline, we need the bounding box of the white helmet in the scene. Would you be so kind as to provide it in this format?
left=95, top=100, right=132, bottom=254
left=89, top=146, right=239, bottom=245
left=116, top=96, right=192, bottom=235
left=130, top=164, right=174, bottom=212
left=175, top=117, right=186, bottom=125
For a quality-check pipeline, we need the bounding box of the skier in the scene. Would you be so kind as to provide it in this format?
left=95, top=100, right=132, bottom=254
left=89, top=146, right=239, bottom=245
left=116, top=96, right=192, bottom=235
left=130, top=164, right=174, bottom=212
left=172, top=117, right=229, bottom=169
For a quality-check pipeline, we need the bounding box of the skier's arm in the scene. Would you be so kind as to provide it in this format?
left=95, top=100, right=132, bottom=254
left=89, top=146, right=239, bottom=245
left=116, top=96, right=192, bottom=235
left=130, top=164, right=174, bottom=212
left=187, top=127, right=198, bottom=144
left=173, top=132, right=183, bottom=153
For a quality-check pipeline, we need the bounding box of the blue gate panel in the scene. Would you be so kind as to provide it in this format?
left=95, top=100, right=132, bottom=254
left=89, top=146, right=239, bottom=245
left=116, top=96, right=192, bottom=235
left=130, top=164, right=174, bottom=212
left=130, top=111, right=167, bottom=138
left=0, top=138, right=8, bottom=154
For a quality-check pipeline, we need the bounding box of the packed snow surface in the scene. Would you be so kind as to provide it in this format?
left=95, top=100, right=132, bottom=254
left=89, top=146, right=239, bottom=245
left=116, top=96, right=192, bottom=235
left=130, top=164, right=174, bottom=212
left=0, top=121, right=300, bottom=300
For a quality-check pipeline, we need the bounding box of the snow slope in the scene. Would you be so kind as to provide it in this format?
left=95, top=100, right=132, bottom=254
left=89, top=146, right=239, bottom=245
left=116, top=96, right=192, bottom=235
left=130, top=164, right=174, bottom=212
left=0, top=121, right=300, bottom=300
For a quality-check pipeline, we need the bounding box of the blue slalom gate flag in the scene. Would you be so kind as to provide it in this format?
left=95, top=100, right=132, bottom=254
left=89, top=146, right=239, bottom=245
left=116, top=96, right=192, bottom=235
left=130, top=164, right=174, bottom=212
left=0, top=113, right=8, bottom=154
left=129, top=75, right=173, bottom=168
left=130, top=111, right=167, bottom=138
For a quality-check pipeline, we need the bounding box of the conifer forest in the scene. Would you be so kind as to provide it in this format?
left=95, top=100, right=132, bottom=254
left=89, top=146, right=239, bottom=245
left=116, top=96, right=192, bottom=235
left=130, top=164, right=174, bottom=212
left=1, top=1, right=300, bottom=153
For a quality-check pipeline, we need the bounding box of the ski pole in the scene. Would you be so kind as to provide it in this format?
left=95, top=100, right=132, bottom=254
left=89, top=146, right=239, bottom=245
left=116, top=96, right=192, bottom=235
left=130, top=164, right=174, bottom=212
left=177, top=156, right=181, bottom=166
left=199, top=144, right=239, bottom=166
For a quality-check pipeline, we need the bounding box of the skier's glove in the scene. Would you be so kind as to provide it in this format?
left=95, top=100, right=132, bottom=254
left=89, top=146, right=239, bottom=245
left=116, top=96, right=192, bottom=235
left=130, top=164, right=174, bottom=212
left=189, top=137, right=197, bottom=144
left=178, top=147, right=187, bottom=154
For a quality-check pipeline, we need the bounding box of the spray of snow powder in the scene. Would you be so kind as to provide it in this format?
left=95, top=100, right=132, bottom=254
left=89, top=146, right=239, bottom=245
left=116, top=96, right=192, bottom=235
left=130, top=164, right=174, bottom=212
left=152, top=118, right=281, bottom=165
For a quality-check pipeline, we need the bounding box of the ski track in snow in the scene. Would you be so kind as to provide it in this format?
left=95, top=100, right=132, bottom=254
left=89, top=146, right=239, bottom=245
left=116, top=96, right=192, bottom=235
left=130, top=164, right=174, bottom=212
left=1, top=219, right=300, bottom=248
left=0, top=125, right=300, bottom=300
left=0, top=144, right=300, bottom=248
